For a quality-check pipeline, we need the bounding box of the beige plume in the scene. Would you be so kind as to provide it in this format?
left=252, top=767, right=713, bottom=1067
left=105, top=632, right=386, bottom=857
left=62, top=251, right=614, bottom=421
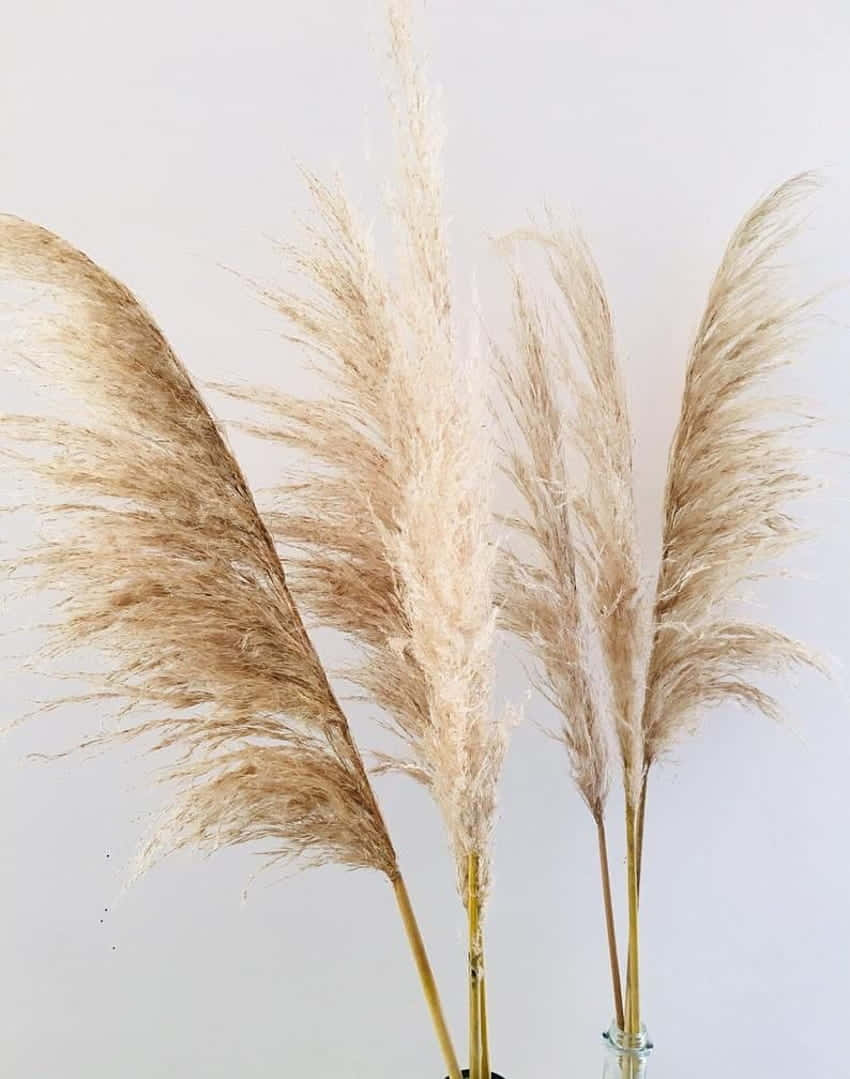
left=214, top=0, right=504, bottom=905
left=642, top=173, right=824, bottom=770
left=0, top=214, right=463, bottom=1079
left=211, top=5, right=504, bottom=1072
left=496, top=219, right=645, bottom=1030
left=0, top=214, right=396, bottom=875
left=497, top=267, right=610, bottom=822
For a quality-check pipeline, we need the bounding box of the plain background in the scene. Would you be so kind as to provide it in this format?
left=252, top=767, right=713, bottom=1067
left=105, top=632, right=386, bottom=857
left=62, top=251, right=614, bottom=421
left=2, top=2, right=850, bottom=1076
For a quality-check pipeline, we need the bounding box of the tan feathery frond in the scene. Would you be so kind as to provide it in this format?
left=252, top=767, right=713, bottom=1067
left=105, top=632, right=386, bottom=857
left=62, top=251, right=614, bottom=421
left=213, top=0, right=504, bottom=900
left=497, top=219, right=647, bottom=809
left=0, top=214, right=398, bottom=880
left=496, top=270, right=609, bottom=819
left=540, top=222, right=647, bottom=806
left=642, top=173, right=823, bottom=767
left=495, top=232, right=642, bottom=1030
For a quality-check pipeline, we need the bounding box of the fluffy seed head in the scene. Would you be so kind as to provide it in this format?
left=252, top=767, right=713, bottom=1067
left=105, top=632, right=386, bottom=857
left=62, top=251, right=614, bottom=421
left=0, top=215, right=398, bottom=880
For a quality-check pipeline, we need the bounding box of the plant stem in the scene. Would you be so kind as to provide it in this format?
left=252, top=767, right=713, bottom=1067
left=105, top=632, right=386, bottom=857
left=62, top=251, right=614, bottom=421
left=322, top=696, right=460, bottom=1079
left=636, top=770, right=649, bottom=897
left=595, top=814, right=625, bottom=1030
left=479, top=959, right=491, bottom=1079
left=624, top=800, right=641, bottom=1038
left=393, top=875, right=463, bottom=1079
left=467, top=853, right=482, bottom=1079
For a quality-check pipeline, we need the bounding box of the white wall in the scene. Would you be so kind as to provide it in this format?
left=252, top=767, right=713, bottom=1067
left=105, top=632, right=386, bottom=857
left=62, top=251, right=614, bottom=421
left=2, top=2, right=850, bottom=1077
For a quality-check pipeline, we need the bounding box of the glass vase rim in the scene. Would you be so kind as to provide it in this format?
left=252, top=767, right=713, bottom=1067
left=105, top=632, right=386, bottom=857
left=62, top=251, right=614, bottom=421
left=603, top=1020, right=654, bottom=1058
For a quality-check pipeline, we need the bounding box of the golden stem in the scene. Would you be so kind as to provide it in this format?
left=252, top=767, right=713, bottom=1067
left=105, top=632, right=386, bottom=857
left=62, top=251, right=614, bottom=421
left=467, top=853, right=482, bottom=1079
left=624, top=800, right=641, bottom=1037
left=624, top=772, right=649, bottom=1079
left=636, top=770, right=649, bottom=897
left=479, top=960, right=491, bottom=1079
left=595, top=814, right=625, bottom=1030
left=393, top=875, right=463, bottom=1079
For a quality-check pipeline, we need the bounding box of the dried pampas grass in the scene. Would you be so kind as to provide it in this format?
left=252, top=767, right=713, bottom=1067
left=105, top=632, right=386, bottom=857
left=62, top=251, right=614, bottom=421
left=210, top=7, right=504, bottom=1073
left=496, top=219, right=643, bottom=1030
left=497, top=173, right=824, bottom=1041
left=0, top=215, right=395, bottom=878
left=215, top=3, right=504, bottom=907
left=0, top=214, right=462, bottom=1079
left=0, top=0, right=829, bottom=1066
left=642, top=173, right=823, bottom=771
left=498, top=219, right=647, bottom=815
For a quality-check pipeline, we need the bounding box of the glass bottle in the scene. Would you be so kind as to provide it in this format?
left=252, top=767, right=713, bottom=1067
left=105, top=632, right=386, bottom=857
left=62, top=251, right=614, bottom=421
left=602, top=1021, right=653, bottom=1078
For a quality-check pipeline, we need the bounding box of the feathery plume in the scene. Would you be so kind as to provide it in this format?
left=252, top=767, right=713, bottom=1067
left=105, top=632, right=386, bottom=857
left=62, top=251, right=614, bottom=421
left=495, top=221, right=643, bottom=1030
left=642, top=173, right=823, bottom=770
left=214, top=0, right=504, bottom=904
left=211, top=5, right=503, bottom=1070
left=614, top=174, right=826, bottom=1039
left=0, top=214, right=464, bottom=1079
left=542, top=225, right=647, bottom=808
left=0, top=214, right=397, bottom=878
left=498, top=220, right=647, bottom=806
left=496, top=268, right=609, bottom=820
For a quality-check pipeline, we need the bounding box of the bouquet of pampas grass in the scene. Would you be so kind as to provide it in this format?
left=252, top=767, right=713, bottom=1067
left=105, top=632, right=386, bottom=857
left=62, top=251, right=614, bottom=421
left=211, top=6, right=507, bottom=1074
left=0, top=4, right=505, bottom=1078
left=498, top=174, right=823, bottom=1066
left=0, top=0, right=826, bottom=1074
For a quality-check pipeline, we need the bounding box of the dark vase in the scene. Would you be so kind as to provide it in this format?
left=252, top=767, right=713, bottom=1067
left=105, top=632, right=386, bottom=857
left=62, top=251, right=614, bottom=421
left=444, top=1073, right=505, bottom=1078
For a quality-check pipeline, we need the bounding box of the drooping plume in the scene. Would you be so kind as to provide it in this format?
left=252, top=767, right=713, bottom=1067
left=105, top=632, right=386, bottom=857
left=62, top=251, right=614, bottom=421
left=642, top=173, right=824, bottom=768
left=0, top=215, right=398, bottom=880
left=213, top=0, right=504, bottom=898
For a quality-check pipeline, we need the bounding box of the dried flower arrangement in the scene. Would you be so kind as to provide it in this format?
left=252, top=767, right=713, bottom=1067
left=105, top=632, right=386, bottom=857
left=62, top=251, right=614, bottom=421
left=0, top=2, right=822, bottom=1076
left=497, top=174, right=822, bottom=1072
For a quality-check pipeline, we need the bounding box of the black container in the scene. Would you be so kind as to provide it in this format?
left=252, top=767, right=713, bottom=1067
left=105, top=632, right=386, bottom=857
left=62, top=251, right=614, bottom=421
left=444, top=1073, right=505, bottom=1078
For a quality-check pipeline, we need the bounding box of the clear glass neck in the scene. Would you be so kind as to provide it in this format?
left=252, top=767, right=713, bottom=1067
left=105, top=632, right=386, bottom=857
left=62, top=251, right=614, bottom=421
left=602, top=1022, right=653, bottom=1078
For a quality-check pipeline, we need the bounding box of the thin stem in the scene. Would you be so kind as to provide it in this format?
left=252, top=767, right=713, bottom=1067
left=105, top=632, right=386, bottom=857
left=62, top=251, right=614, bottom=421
left=323, top=694, right=461, bottom=1077
left=287, top=597, right=460, bottom=1075
left=624, top=800, right=641, bottom=1037
left=467, top=853, right=482, bottom=1079
left=479, top=961, right=491, bottom=1079
left=624, top=773, right=649, bottom=1079
left=636, top=770, right=649, bottom=897
left=393, top=875, right=463, bottom=1079
left=595, top=814, right=625, bottom=1030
